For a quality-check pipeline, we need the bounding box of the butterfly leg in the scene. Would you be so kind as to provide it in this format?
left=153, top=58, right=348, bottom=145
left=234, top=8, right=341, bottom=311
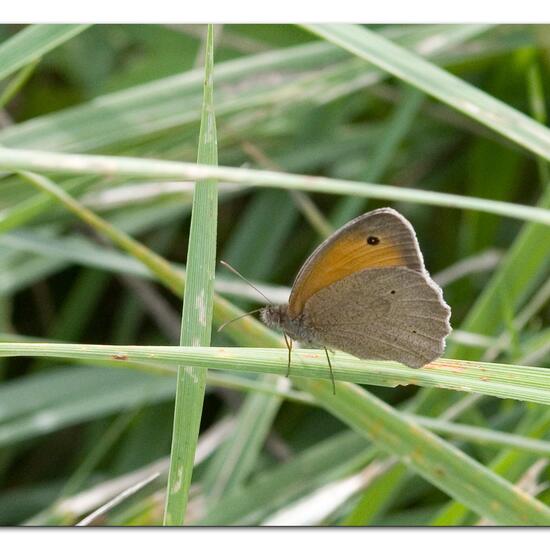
left=323, top=346, right=336, bottom=395
left=283, top=332, right=293, bottom=377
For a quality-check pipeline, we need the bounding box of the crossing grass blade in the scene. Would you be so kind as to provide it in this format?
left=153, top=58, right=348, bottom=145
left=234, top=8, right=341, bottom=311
left=1, top=344, right=550, bottom=407
left=2, top=148, right=550, bottom=226
left=163, top=24, right=218, bottom=526
left=303, top=24, right=550, bottom=161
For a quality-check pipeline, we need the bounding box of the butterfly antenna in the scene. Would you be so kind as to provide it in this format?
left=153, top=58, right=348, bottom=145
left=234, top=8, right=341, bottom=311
left=217, top=308, right=264, bottom=333
left=323, top=347, right=336, bottom=395
left=219, top=260, right=274, bottom=305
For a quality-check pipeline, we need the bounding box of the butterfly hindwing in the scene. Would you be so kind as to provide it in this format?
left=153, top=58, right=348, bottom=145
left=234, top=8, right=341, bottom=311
left=302, top=267, right=451, bottom=368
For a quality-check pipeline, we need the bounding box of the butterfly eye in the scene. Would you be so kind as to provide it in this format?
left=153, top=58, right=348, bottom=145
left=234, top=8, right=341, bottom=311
left=367, top=236, right=380, bottom=245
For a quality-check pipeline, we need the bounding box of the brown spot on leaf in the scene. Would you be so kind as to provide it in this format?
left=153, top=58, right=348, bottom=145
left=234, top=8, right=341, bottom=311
left=427, top=359, right=468, bottom=372
left=113, top=353, right=128, bottom=361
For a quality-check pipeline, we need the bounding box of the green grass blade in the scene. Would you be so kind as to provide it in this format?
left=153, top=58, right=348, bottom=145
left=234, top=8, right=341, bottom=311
left=163, top=25, right=218, bottom=526
left=0, top=58, right=40, bottom=109
left=0, top=25, right=483, bottom=154
left=297, top=378, right=550, bottom=526
left=0, top=24, right=90, bottom=82
left=303, top=24, right=550, bottom=161
left=2, top=148, right=550, bottom=226
left=2, top=344, right=550, bottom=406
left=201, top=189, right=298, bottom=499
left=431, top=408, right=550, bottom=525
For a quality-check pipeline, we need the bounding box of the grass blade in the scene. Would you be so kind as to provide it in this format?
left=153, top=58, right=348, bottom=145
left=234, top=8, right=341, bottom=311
left=163, top=24, right=218, bottom=526
left=2, top=344, right=550, bottom=407
left=2, top=148, right=550, bottom=226
left=0, top=25, right=484, bottom=153
left=0, top=24, right=90, bottom=82
left=297, top=378, right=550, bottom=526
left=303, top=24, right=550, bottom=161
left=0, top=58, right=40, bottom=109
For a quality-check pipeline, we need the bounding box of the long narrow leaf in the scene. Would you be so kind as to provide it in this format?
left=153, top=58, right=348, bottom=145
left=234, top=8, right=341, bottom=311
left=1, top=344, right=550, bottom=406
left=0, top=24, right=90, bottom=82
left=164, top=25, right=218, bottom=526
left=2, top=148, right=550, bottom=226
left=303, top=24, right=550, bottom=161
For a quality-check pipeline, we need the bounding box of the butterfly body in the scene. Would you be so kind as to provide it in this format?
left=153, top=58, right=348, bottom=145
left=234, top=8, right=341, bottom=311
left=261, top=208, right=451, bottom=369
left=261, top=304, right=319, bottom=346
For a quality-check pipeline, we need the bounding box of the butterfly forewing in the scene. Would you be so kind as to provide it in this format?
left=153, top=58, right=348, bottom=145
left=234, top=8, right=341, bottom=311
left=288, top=208, right=425, bottom=318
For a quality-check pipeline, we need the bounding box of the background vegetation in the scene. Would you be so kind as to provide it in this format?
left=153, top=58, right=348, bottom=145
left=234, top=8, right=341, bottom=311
left=0, top=23, right=549, bottom=526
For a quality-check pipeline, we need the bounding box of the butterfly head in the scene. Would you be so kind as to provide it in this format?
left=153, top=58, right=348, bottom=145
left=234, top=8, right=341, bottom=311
left=260, top=304, right=289, bottom=330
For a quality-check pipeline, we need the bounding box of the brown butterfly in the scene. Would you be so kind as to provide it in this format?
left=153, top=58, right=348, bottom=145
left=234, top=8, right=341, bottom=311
left=260, top=208, right=451, bottom=392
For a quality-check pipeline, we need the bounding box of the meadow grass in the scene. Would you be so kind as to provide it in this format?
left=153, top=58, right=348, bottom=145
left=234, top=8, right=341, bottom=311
left=0, top=23, right=548, bottom=526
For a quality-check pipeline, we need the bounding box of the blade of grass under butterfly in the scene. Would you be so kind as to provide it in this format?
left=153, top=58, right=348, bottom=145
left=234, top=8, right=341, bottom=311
left=297, top=378, right=550, bottom=526
left=303, top=24, right=550, bottom=161
left=2, top=148, right=550, bottom=227
left=3, top=354, right=550, bottom=461
left=2, top=345, right=550, bottom=407
left=0, top=24, right=90, bottom=82
left=163, top=25, right=218, bottom=526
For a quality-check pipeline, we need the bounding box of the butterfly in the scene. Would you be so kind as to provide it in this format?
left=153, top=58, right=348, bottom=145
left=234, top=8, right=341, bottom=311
left=260, top=208, right=451, bottom=393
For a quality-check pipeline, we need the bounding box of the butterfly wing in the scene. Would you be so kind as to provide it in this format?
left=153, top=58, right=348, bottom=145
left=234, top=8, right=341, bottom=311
left=302, top=267, right=451, bottom=368
left=288, top=208, right=425, bottom=318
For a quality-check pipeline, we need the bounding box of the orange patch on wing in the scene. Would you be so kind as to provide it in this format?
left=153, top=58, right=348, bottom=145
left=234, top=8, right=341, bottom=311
left=288, top=233, right=408, bottom=317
